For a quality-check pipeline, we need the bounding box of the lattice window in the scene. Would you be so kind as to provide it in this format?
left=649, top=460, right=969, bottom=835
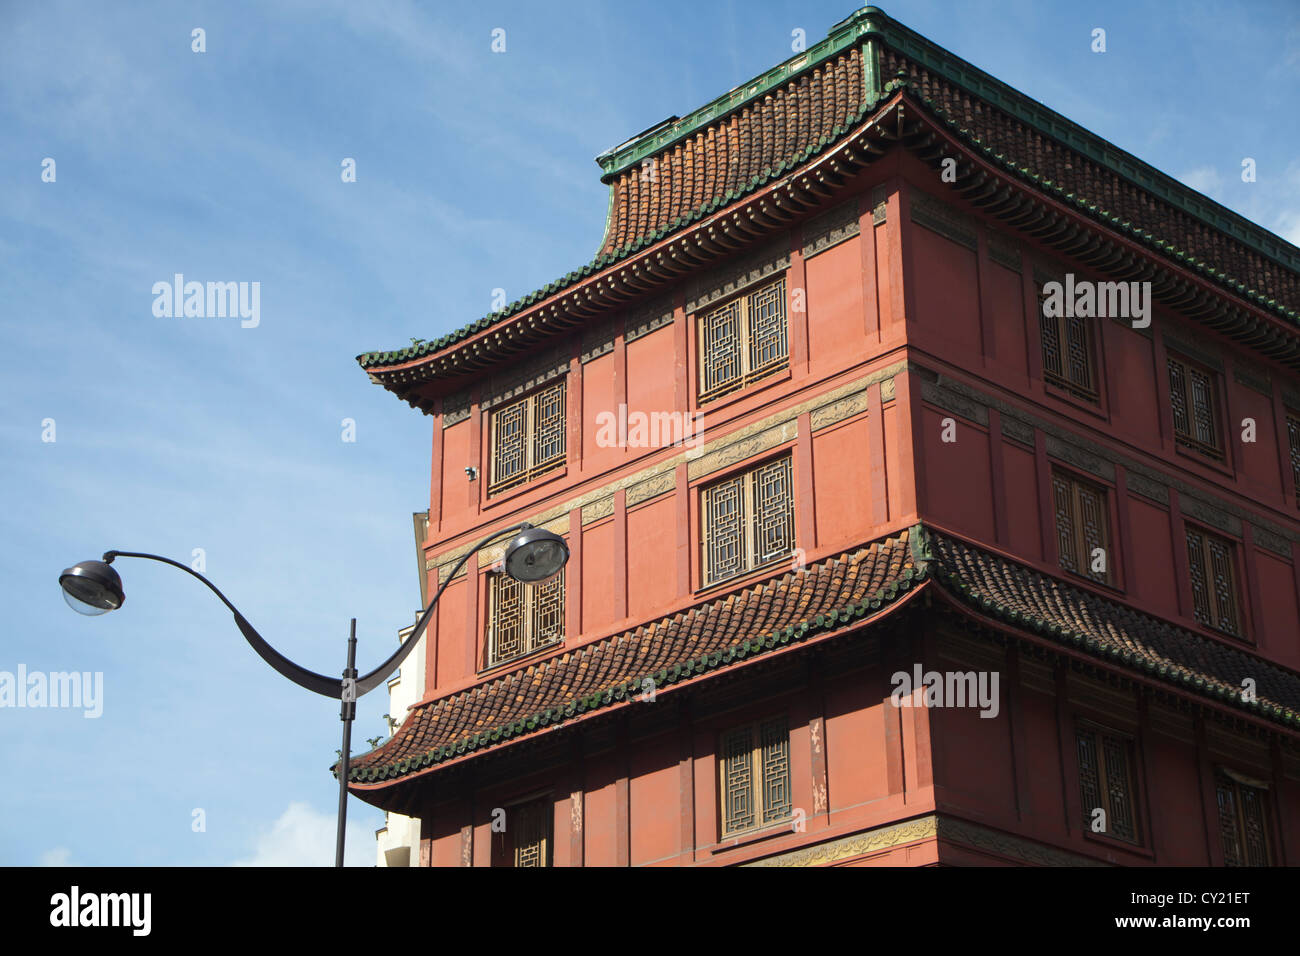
left=701, top=456, right=794, bottom=587
left=720, top=716, right=791, bottom=837
left=1167, top=354, right=1222, bottom=459
left=1075, top=725, right=1141, bottom=844
left=1215, top=772, right=1272, bottom=866
left=486, top=566, right=565, bottom=667
left=1037, top=283, right=1098, bottom=402
left=491, top=796, right=552, bottom=867
left=1051, top=469, right=1111, bottom=585
left=488, top=381, right=566, bottom=494
left=1287, top=413, right=1300, bottom=508
left=698, top=277, right=789, bottom=403
left=1185, top=526, right=1242, bottom=637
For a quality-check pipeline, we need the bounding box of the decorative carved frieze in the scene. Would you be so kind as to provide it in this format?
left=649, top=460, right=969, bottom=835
left=483, top=344, right=568, bottom=409
left=1124, top=470, right=1169, bottom=505
left=746, top=814, right=1103, bottom=867
left=685, top=239, right=790, bottom=313
left=986, top=228, right=1021, bottom=272
left=581, top=496, right=614, bottom=524
left=809, top=389, right=869, bottom=431
left=688, top=420, right=797, bottom=481
left=880, top=377, right=896, bottom=403
left=1045, top=434, right=1115, bottom=482
left=1251, top=524, right=1291, bottom=558
left=442, top=389, right=471, bottom=428
left=624, top=296, right=675, bottom=343
left=745, top=816, right=937, bottom=867
left=910, top=188, right=977, bottom=251
left=1179, top=493, right=1242, bottom=537
left=801, top=199, right=861, bottom=259
left=1162, top=331, right=1223, bottom=372
left=920, top=379, right=989, bottom=427
left=871, top=186, right=888, bottom=225
left=1232, top=361, right=1271, bottom=397
left=626, top=471, right=675, bottom=506
left=581, top=321, right=616, bottom=363
left=1000, top=415, right=1035, bottom=446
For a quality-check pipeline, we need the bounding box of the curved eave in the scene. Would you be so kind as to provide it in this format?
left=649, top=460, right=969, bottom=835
left=361, top=87, right=1300, bottom=412
left=345, top=575, right=931, bottom=814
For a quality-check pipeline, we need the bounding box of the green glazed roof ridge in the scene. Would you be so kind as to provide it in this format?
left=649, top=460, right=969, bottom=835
left=867, top=9, right=1300, bottom=276
left=346, top=534, right=926, bottom=782
left=909, top=90, right=1300, bottom=325
left=594, top=7, right=877, bottom=180
left=595, top=6, right=1298, bottom=275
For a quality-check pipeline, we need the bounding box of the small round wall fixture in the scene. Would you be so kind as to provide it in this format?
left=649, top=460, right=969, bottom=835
left=59, top=560, right=125, bottom=616
left=502, top=527, right=569, bottom=583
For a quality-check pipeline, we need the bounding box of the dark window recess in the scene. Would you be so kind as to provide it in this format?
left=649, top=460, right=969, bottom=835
left=491, top=797, right=552, bottom=867
left=1167, top=355, right=1222, bottom=459
left=1076, top=726, right=1141, bottom=844
left=719, top=716, right=792, bottom=837
left=1038, top=285, right=1099, bottom=402
left=1215, top=773, right=1273, bottom=866
left=1052, top=470, right=1111, bottom=584
left=1185, top=526, right=1242, bottom=637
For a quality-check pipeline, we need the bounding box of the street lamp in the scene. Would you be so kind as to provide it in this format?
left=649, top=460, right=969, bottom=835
left=59, top=521, right=568, bottom=866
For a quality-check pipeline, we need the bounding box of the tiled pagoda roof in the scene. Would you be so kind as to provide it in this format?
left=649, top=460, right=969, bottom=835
left=343, top=526, right=1300, bottom=804
left=357, top=6, right=1300, bottom=384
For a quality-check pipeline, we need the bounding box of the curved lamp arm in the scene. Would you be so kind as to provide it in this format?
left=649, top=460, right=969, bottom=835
left=105, top=522, right=530, bottom=700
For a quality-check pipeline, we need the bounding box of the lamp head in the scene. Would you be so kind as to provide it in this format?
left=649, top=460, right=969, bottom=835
left=59, top=560, right=125, bottom=616
left=501, top=527, right=569, bottom=584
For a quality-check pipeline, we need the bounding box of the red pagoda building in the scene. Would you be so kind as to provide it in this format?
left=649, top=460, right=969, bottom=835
left=349, top=7, right=1300, bottom=866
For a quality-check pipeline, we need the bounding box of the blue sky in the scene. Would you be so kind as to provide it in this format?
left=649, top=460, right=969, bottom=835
left=1, top=1, right=1295, bottom=866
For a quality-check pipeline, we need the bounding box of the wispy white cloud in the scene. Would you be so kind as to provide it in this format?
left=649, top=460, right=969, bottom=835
left=1178, top=165, right=1223, bottom=198
left=38, top=846, right=78, bottom=866
left=230, top=801, right=375, bottom=867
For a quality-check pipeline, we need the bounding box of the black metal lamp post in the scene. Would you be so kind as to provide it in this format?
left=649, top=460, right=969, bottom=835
left=59, top=522, right=568, bottom=867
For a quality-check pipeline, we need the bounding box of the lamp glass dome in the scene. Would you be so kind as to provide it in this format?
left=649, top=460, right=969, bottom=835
left=502, top=528, right=569, bottom=583
left=59, top=561, right=124, bottom=616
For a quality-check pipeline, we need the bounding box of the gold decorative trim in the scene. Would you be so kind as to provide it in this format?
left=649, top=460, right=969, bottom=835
left=627, top=471, right=676, bottom=507
left=810, top=391, right=869, bottom=431
left=745, top=816, right=937, bottom=867
left=688, top=420, right=797, bottom=481
left=581, top=496, right=614, bottom=525
left=746, top=814, right=1106, bottom=867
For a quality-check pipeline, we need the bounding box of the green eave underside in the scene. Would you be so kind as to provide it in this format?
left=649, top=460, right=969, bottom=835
left=598, top=6, right=1299, bottom=277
